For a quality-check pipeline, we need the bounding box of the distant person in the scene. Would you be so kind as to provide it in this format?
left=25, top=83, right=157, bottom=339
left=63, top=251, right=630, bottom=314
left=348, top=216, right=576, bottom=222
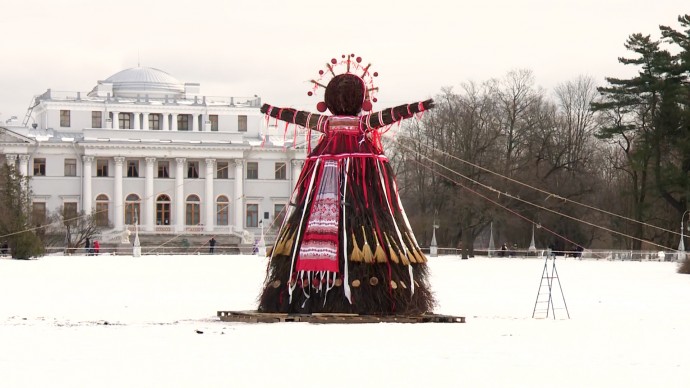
left=93, top=240, right=100, bottom=255
left=85, top=238, right=91, bottom=256
left=1, top=241, right=8, bottom=255
left=501, top=243, right=507, bottom=257
left=252, top=238, right=259, bottom=254
left=209, top=237, right=216, bottom=254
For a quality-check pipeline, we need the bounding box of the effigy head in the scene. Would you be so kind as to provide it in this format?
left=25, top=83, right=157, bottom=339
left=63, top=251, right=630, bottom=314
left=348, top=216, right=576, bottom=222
left=308, top=54, right=378, bottom=115
left=324, top=74, right=365, bottom=116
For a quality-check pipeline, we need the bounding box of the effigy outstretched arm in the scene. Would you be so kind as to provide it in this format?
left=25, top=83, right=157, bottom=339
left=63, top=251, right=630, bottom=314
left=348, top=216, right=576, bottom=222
left=260, top=104, right=329, bottom=132
left=361, top=99, right=434, bottom=130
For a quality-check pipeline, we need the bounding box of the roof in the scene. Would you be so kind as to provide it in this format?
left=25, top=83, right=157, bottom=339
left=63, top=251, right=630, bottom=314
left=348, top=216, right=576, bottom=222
left=102, top=67, right=185, bottom=98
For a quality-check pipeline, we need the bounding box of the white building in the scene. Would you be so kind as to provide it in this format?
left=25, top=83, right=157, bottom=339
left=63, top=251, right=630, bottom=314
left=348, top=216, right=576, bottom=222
left=0, top=67, right=304, bottom=243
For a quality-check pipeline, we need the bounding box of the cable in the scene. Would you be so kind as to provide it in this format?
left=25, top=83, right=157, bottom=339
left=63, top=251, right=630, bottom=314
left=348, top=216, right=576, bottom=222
left=411, top=138, right=681, bottom=238
left=392, top=136, right=678, bottom=252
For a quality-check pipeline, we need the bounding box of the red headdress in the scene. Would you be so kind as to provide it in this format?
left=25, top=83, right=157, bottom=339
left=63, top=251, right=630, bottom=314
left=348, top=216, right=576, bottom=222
left=308, top=54, right=379, bottom=114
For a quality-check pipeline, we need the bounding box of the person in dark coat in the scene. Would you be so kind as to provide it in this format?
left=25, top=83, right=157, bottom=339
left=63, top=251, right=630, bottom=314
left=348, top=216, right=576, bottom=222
left=209, top=237, right=217, bottom=254
left=85, top=238, right=91, bottom=256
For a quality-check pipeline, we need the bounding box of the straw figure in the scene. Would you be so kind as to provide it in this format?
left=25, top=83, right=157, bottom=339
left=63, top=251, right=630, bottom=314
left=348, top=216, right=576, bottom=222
left=258, top=54, right=435, bottom=315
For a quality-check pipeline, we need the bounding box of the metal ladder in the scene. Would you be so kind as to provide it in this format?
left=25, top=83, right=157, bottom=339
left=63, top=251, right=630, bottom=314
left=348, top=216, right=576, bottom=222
left=532, top=253, right=570, bottom=319
left=22, top=96, right=39, bottom=127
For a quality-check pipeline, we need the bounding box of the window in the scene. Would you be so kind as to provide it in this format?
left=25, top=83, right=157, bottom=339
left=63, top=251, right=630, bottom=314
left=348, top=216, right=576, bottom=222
left=246, top=162, right=258, bottom=179
left=238, top=115, right=247, bottom=132
left=156, top=194, right=171, bottom=225
left=64, top=159, right=77, bottom=176
left=63, top=202, right=78, bottom=226
left=157, top=161, right=169, bottom=178
left=187, top=161, right=199, bottom=178
left=209, top=115, right=218, bottom=131
left=149, top=114, right=160, bottom=130
left=186, top=194, right=200, bottom=225
left=60, top=110, right=70, bottom=127
left=32, top=202, right=46, bottom=226
left=127, top=160, right=139, bottom=177
left=275, top=162, right=286, bottom=180
left=119, top=113, right=131, bottom=129
left=246, top=204, right=258, bottom=227
left=96, top=159, right=108, bottom=177
left=216, top=161, right=228, bottom=179
left=95, top=194, right=109, bottom=227
left=274, top=203, right=286, bottom=227
left=92, top=111, right=102, bottom=128
left=125, top=194, right=140, bottom=225
left=216, top=195, right=229, bottom=226
left=177, top=114, right=190, bottom=131
left=33, top=158, right=46, bottom=176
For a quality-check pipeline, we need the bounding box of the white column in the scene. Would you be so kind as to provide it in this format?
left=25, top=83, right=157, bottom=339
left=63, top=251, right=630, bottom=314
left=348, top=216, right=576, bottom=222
left=142, top=113, right=149, bottom=130
left=192, top=114, right=199, bottom=132
left=114, top=156, right=124, bottom=230
left=133, top=113, right=140, bottom=129
left=162, top=113, right=169, bottom=131
left=18, top=154, right=30, bottom=176
left=291, top=159, right=303, bottom=189
left=82, top=156, right=93, bottom=215
left=171, top=114, right=178, bottom=131
left=112, top=112, right=120, bottom=130
left=5, top=154, right=17, bottom=167
left=205, top=158, right=215, bottom=232
left=234, top=159, right=244, bottom=232
left=145, top=157, right=155, bottom=232
left=175, top=158, right=186, bottom=233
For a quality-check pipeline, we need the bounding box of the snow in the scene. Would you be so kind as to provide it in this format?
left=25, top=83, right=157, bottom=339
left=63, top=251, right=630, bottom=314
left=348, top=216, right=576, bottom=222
left=1, top=254, right=689, bottom=387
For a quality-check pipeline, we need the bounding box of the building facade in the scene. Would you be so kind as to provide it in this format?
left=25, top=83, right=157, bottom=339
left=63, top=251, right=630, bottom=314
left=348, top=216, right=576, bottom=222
left=0, top=67, right=304, bottom=241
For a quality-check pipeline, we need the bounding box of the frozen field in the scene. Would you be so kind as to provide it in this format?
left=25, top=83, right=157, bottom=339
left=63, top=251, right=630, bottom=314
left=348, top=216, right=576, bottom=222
left=1, top=254, right=689, bottom=387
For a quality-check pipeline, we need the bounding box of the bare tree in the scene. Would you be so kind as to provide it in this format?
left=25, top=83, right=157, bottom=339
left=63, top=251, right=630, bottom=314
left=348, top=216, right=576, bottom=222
left=45, top=207, right=101, bottom=254
left=491, top=69, right=542, bottom=175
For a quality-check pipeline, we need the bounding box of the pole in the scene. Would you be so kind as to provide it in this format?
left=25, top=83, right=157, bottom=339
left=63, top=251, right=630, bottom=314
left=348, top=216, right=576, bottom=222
left=430, top=210, right=438, bottom=257
left=257, top=220, right=266, bottom=257
left=679, top=210, right=689, bottom=262
left=488, top=222, right=495, bottom=257
left=133, top=209, right=141, bottom=257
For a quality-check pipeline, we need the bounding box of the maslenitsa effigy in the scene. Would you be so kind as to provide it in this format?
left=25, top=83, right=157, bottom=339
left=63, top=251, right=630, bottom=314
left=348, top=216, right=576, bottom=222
left=258, top=54, right=435, bottom=315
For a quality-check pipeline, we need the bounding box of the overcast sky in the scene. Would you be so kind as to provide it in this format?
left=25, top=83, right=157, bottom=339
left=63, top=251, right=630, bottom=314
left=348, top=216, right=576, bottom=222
left=1, top=0, right=688, bottom=123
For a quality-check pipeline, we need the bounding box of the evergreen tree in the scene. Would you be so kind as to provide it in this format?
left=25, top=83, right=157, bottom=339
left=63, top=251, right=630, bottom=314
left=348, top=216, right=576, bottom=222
left=0, top=164, right=44, bottom=259
left=592, top=16, right=690, bottom=249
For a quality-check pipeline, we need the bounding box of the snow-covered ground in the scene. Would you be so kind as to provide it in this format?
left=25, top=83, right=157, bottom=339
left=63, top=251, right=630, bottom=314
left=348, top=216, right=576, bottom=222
left=1, top=254, right=689, bottom=387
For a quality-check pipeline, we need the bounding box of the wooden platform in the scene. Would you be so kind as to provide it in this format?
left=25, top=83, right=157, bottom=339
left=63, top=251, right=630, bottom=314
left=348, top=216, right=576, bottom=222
left=217, top=310, right=465, bottom=324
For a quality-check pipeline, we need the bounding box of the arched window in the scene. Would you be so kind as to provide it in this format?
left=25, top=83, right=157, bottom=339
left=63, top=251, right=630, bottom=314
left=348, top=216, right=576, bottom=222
left=156, top=194, right=171, bottom=225
left=124, top=194, right=141, bottom=225
left=216, top=195, right=229, bottom=226
left=95, top=194, right=109, bottom=227
left=186, top=194, right=201, bottom=225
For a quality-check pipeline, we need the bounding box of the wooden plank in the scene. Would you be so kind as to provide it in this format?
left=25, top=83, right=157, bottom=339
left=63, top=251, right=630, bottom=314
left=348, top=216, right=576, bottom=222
left=217, top=310, right=465, bottom=324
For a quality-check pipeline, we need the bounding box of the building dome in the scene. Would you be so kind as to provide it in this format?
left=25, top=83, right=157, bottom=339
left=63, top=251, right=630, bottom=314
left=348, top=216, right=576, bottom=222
left=101, top=67, right=185, bottom=98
